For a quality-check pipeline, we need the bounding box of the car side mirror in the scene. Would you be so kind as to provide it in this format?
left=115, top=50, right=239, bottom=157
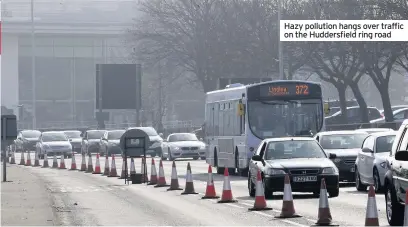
left=252, top=155, right=262, bottom=161
left=362, top=147, right=374, bottom=153
left=329, top=153, right=337, bottom=159
left=395, top=150, right=408, bottom=161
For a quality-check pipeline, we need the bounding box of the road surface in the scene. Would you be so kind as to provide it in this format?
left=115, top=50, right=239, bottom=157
left=4, top=153, right=387, bottom=226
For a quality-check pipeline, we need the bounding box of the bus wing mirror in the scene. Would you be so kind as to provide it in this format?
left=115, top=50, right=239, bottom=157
left=238, top=103, right=245, bottom=116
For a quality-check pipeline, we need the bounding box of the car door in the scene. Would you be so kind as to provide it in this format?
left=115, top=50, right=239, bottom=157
left=81, top=132, right=88, bottom=154
left=364, top=136, right=377, bottom=183
left=394, top=126, right=408, bottom=202
left=359, top=136, right=374, bottom=182
left=250, top=141, right=266, bottom=183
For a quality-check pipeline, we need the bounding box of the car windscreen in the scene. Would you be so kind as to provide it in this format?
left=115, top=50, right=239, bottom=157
left=22, top=131, right=41, bottom=139
left=142, top=128, right=158, bottom=136
left=376, top=135, right=395, bottom=153
left=42, top=133, right=68, bottom=142
left=87, top=131, right=106, bottom=139
left=64, top=131, right=81, bottom=138
left=108, top=130, right=125, bottom=140
left=168, top=134, right=198, bottom=142
left=264, top=140, right=326, bottom=160
left=320, top=134, right=368, bottom=149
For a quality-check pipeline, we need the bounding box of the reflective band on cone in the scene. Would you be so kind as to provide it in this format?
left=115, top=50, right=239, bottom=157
left=59, top=154, right=66, bottom=169
left=25, top=151, right=31, bottom=166
left=92, top=153, right=102, bottom=174
left=315, top=179, right=336, bottom=226
left=108, top=154, right=118, bottom=177
left=154, top=160, right=169, bottom=187
left=202, top=165, right=219, bottom=199
left=69, top=153, right=77, bottom=170
left=140, top=157, right=148, bottom=183
left=167, top=161, right=183, bottom=191
left=42, top=153, right=49, bottom=168
left=79, top=154, right=87, bottom=171
left=102, top=155, right=110, bottom=175
left=52, top=154, right=58, bottom=168
left=86, top=155, right=93, bottom=173
left=276, top=174, right=300, bottom=217
left=148, top=158, right=158, bottom=185
left=218, top=167, right=237, bottom=203
left=249, top=170, right=272, bottom=211
left=32, top=151, right=40, bottom=167
left=181, top=162, right=198, bottom=195
left=365, top=185, right=379, bottom=226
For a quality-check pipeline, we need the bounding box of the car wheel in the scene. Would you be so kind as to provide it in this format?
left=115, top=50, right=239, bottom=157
left=248, top=174, right=255, bottom=197
left=355, top=166, right=367, bottom=191
left=373, top=168, right=383, bottom=193
left=328, top=188, right=339, bottom=198
left=386, top=184, right=404, bottom=226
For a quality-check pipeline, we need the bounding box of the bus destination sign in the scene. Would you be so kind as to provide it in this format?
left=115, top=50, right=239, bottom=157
left=253, top=82, right=322, bottom=100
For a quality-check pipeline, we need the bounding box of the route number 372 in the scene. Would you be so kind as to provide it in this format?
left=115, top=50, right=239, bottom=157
left=296, top=85, right=309, bottom=95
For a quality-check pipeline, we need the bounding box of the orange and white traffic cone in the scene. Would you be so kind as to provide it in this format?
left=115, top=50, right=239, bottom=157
left=10, top=151, right=16, bottom=164
left=86, top=155, right=93, bottom=173
left=32, top=151, right=40, bottom=167
left=277, top=174, right=300, bottom=217
left=249, top=170, right=272, bottom=211
left=52, top=154, right=58, bottom=168
left=69, top=153, right=77, bottom=170
left=102, top=155, right=110, bottom=175
left=25, top=151, right=32, bottom=166
left=154, top=160, right=169, bottom=187
left=167, top=161, right=183, bottom=191
left=218, top=167, right=237, bottom=203
left=316, top=179, right=334, bottom=226
left=42, top=153, right=49, bottom=168
left=19, top=151, right=25, bottom=165
left=202, top=165, right=219, bottom=199
left=141, top=157, right=149, bottom=183
left=365, top=185, right=379, bottom=226
left=181, top=162, right=198, bottom=195
left=79, top=153, right=86, bottom=171
left=59, top=154, right=66, bottom=169
left=93, top=153, right=102, bottom=174
left=108, top=154, right=118, bottom=177
left=148, top=158, right=158, bottom=185
left=118, top=158, right=128, bottom=179
left=404, top=191, right=408, bottom=226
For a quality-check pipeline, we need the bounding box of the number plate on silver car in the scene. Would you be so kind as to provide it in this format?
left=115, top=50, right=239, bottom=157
left=293, top=176, right=317, bottom=182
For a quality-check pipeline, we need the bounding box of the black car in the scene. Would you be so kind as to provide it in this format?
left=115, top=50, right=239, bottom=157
left=384, top=119, right=408, bottom=226
left=248, top=137, right=339, bottom=198
left=14, top=130, right=41, bottom=152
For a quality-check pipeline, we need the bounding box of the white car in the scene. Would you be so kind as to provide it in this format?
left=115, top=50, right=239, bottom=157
left=36, top=131, right=73, bottom=158
left=355, top=131, right=396, bottom=193
left=162, top=133, right=206, bottom=161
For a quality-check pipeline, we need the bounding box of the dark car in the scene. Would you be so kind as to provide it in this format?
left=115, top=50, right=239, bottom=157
left=14, top=130, right=41, bottom=152
left=325, top=106, right=382, bottom=125
left=63, top=130, right=82, bottom=153
left=384, top=119, right=408, bottom=226
left=81, top=130, right=106, bottom=156
left=315, top=131, right=369, bottom=182
left=248, top=137, right=339, bottom=198
left=99, top=130, right=125, bottom=156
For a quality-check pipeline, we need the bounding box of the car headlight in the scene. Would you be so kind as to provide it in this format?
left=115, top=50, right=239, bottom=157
left=267, top=168, right=286, bottom=175
left=171, top=146, right=180, bottom=151
left=200, top=145, right=206, bottom=149
left=380, top=162, right=386, bottom=168
left=322, top=167, right=338, bottom=174
left=333, top=158, right=341, bottom=163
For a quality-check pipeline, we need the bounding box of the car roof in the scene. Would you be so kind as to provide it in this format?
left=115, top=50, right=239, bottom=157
left=369, top=131, right=397, bottom=137
left=87, top=129, right=106, bottom=132
left=317, top=130, right=368, bottom=135
left=108, top=129, right=125, bottom=133
left=356, top=128, right=393, bottom=132
left=263, top=137, right=316, bottom=142
left=42, top=131, right=65, bottom=134
left=169, top=133, right=195, bottom=136
left=63, top=130, right=81, bottom=132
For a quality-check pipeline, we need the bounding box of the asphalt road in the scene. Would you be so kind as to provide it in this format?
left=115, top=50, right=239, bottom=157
left=7, top=153, right=387, bottom=226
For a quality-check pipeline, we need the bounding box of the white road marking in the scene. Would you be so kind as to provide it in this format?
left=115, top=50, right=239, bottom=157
left=224, top=203, right=244, bottom=209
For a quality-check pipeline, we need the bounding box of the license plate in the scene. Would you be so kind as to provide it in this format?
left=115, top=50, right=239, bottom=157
left=293, top=176, right=317, bottom=182
left=350, top=167, right=355, bottom=172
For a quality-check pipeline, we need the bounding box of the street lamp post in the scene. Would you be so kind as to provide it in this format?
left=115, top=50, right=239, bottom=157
left=30, top=0, right=37, bottom=129
left=278, top=0, right=284, bottom=80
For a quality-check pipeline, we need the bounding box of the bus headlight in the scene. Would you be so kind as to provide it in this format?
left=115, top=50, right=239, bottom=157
left=267, top=168, right=286, bottom=175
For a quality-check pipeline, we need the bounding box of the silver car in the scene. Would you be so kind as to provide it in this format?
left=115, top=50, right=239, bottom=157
left=162, top=133, right=207, bottom=161
left=355, top=131, right=396, bottom=193
left=36, top=131, right=73, bottom=158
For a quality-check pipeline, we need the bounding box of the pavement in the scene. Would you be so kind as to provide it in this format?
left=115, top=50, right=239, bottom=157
left=2, top=152, right=388, bottom=226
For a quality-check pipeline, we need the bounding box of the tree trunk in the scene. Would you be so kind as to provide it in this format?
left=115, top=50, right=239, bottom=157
left=379, top=85, right=394, bottom=122
left=335, top=84, right=348, bottom=124
left=349, top=83, right=369, bottom=124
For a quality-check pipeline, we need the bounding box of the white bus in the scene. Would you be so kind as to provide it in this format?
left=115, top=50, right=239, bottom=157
left=204, top=80, right=325, bottom=176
